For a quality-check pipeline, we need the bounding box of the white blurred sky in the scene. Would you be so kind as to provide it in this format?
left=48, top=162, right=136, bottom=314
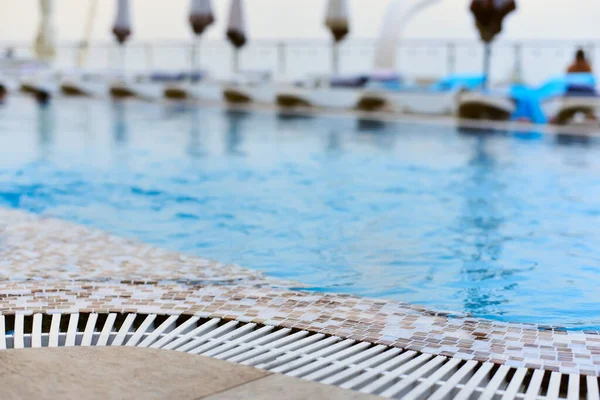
left=0, top=0, right=598, bottom=42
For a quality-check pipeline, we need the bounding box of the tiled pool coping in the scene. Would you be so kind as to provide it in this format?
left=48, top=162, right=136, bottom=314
left=1, top=207, right=600, bottom=376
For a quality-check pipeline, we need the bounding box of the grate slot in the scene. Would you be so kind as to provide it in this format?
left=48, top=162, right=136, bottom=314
left=360, top=353, right=433, bottom=394
left=267, top=338, right=355, bottom=374
left=586, top=376, right=600, bottom=400
left=252, top=335, right=339, bottom=369
left=138, top=315, right=178, bottom=347
left=321, top=347, right=404, bottom=386
left=214, top=327, right=293, bottom=361
left=176, top=320, right=238, bottom=353
left=203, top=325, right=276, bottom=358
left=228, top=330, right=314, bottom=364
left=379, top=355, right=447, bottom=398
left=149, top=316, right=200, bottom=349
left=480, top=364, right=512, bottom=400
left=303, top=344, right=389, bottom=382
left=0, top=315, right=6, bottom=350
left=402, top=357, right=463, bottom=400
left=188, top=323, right=257, bottom=355
left=65, top=314, right=79, bottom=347
left=31, top=314, right=43, bottom=348
left=286, top=341, right=372, bottom=378
left=501, top=367, right=528, bottom=400
left=453, top=361, right=495, bottom=400
left=235, top=331, right=320, bottom=365
left=81, top=313, right=98, bottom=346
left=568, top=373, right=580, bottom=400
left=341, top=349, right=418, bottom=390
left=125, top=314, right=157, bottom=347
left=547, top=372, right=563, bottom=399
left=97, top=313, right=117, bottom=346
left=110, top=313, right=136, bottom=347
left=14, top=314, right=25, bottom=349
left=48, top=314, right=61, bottom=347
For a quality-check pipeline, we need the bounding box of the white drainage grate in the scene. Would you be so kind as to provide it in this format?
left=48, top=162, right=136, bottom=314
left=1, top=313, right=598, bottom=399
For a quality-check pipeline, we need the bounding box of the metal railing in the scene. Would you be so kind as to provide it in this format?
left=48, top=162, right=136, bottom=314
left=2, top=39, right=598, bottom=84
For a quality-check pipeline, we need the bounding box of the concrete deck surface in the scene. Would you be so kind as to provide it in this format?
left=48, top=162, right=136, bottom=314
left=0, top=347, right=379, bottom=399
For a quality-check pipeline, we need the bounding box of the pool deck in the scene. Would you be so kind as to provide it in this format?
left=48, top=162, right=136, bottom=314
left=1, top=207, right=600, bottom=378
left=0, top=347, right=377, bottom=399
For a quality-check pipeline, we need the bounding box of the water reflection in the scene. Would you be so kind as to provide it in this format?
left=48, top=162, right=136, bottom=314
left=163, top=102, right=189, bottom=119
left=512, top=129, right=544, bottom=141
left=357, top=118, right=386, bottom=132
left=111, top=101, right=129, bottom=170
left=456, top=127, right=509, bottom=315
left=326, top=130, right=342, bottom=154
left=555, top=132, right=593, bottom=147
left=456, top=125, right=502, bottom=138
left=187, top=107, right=204, bottom=158
left=36, top=103, right=54, bottom=161
left=74, top=102, right=95, bottom=162
left=112, top=101, right=128, bottom=145
left=225, top=110, right=248, bottom=156
left=355, top=118, right=395, bottom=149
left=276, top=112, right=314, bottom=122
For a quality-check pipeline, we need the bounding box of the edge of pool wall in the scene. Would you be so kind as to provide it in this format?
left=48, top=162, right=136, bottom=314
left=0, top=206, right=599, bottom=377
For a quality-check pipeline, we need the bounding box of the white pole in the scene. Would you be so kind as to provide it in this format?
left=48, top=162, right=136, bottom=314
left=34, top=0, right=57, bottom=64
left=77, top=0, right=98, bottom=68
left=373, top=0, right=443, bottom=72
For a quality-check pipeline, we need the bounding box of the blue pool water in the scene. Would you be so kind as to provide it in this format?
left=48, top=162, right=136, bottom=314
left=1, top=97, right=600, bottom=329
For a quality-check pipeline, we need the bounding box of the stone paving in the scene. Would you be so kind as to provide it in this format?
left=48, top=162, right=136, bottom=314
left=1, top=207, right=600, bottom=376
left=0, top=347, right=377, bottom=399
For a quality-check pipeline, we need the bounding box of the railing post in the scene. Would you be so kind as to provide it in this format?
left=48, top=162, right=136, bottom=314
left=331, top=42, right=343, bottom=76
left=512, top=43, right=523, bottom=84
left=109, top=44, right=114, bottom=69
left=145, top=42, right=153, bottom=71
left=446, top=42, right=456, bottom=75
left=587, top=42, right=596, bottom=64
left=277, top=41, right=286, bottom=77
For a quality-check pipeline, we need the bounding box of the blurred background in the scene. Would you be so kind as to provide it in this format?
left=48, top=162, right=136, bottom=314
left=1, top=0, right=600, bottom=83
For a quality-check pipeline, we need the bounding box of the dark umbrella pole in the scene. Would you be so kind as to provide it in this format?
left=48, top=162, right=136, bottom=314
left=191, top=37, right=199, bottom=82
left=227, top=30, right=246, bottom=75
left=325, top=0, right=349, bottom=77
left=189, top=1, right=215, bottom=84
left=112, top=0, right=132, bottom=80
left=332, top=43, right=339, bottom=75
left=226, top=0, right=247, bottom=77
left=327, top=25, right=348, bottom=76
left=120, top=45, right=126, bottom=77
left=470, top=0, right=517, bottom=91
left=483, top=42, right=491, bottom=90
left=233, top=48, right=240, bottom=74
left=113, top=28, right=131, bottom=78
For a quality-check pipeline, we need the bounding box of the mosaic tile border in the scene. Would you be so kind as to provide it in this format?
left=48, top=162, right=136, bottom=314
left=1, top=207, right=600, bottom=376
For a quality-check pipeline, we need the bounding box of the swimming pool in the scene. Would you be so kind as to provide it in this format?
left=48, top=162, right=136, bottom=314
left=1, top=97, right=600, bottom=329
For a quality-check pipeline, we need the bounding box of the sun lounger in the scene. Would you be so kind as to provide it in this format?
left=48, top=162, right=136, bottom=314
left=329, top=75, right=369, bottom=89
left=59, top=71, right=108, bottom=97
left=457, top=74, right=598, bottom=124
left=110, top=79, right=163, bottom=101
left=151, top=71, right=204, bottom=83
left=158, top=71, right=205, bottom=100
left=457, top=91, right=516, bottom=120
left=550, top=82, right=598, bottom=125
left=382, top=74, right=485, bottom=115
left=223, top=70, right=274, bottom=104
left=20, top=77, right=58, bottom=99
